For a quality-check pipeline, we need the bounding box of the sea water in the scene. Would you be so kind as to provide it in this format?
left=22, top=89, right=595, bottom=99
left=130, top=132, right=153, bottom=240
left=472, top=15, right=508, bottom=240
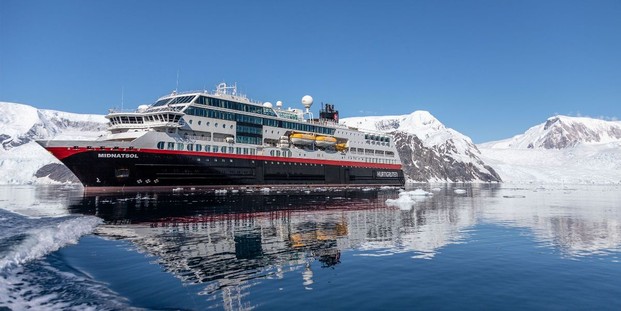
left=1, top=184, right=621, bottom=310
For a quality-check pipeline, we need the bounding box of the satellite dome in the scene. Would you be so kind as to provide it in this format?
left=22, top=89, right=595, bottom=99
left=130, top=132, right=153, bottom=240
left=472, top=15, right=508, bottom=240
left=263, top=102, right=273, bottom=108
left=301, top=95, right=313, bottom=109
left=276, top=101, right=283, bottom=108
left=137, top=105, right=149, bottom=112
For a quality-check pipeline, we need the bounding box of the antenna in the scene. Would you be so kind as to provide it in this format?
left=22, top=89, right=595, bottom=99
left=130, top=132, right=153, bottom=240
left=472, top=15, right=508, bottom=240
left=121, top=86, right=124, bottom=111
left=175, top=70, right=180, bottom=92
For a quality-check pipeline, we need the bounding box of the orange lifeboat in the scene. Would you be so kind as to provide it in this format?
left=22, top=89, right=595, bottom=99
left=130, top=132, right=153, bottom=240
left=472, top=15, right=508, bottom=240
left=290, top=133, right=315, bottom=145
left=315, top=136, right=337, bottom=147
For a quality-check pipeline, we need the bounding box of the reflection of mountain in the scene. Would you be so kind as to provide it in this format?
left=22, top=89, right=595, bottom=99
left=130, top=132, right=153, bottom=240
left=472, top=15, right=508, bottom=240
left=479, top=186, right=621, bottom=257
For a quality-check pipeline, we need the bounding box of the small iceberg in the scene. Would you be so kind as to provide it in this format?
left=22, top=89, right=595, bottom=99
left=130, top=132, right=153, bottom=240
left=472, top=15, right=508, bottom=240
left=406, top=189, right=432, bottom=196
left=386, top=188, right=433, bottom=210
left=385, top=195, right=416, bottom=210
left=454, top=189, right=467, bottom=194
left=503, top=195, right=526, bottom=198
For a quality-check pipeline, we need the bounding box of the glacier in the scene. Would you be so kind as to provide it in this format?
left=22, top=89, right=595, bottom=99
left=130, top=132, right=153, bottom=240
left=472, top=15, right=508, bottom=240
left=478, top=115, right=621, bottom=184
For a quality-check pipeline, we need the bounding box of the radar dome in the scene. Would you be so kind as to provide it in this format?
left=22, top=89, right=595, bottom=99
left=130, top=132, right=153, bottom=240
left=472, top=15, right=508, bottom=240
left=137, top=105, right=149, bottom=112
left=301, top=95, right=313, bottom=109
left=263, top=102, right=273, bottom=108
left=276, top=101, right=283, bottom=108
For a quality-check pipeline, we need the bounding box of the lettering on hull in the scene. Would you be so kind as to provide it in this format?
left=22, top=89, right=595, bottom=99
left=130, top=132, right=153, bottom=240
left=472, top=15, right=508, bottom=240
left=376, top=171, right=398, bottom=178
left=98, top=153, right=139, bottom=159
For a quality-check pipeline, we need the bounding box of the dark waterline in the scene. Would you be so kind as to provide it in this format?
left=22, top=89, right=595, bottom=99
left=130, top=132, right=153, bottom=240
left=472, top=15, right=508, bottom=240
left=1, top=184, right=621, bottom=310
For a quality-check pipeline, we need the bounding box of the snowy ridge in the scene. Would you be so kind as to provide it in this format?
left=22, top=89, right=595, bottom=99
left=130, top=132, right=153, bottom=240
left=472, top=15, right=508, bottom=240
left=342, top=111, right=501, bottom=182
left=478, top=115, right=621, bottom=184
left=481, top=115, right=621, bottom=150
left=0, top=102, right=107, bottom=184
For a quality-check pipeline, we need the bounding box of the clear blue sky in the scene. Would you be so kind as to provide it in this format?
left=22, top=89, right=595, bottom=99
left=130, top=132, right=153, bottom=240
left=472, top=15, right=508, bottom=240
left=1, top=0, right=620, bottom=143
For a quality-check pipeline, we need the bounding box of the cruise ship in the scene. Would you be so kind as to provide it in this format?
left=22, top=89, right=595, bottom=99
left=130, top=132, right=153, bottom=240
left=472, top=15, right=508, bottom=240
left=37, top=83, right=405, bottom=190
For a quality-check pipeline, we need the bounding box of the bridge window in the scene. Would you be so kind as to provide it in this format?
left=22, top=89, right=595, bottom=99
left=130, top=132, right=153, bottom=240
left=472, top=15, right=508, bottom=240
left=169, top=95, right=195, bottom=104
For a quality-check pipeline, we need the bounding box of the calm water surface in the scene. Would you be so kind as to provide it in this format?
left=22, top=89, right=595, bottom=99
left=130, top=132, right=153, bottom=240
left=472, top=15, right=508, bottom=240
left=1, top=184, right=621, bottom=310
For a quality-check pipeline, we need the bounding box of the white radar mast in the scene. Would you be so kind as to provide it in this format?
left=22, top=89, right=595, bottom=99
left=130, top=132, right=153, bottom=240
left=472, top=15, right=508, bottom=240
left=301, top=95, right=314, bottom=120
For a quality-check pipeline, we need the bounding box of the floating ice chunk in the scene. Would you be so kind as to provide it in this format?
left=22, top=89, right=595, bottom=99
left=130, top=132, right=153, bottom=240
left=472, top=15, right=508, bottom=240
left=454, top=189, right=467, bottom=194
left=380, top=186, right=398, bottom=190
left=385, top=195, right=415, bottom=210
left=503, top=195, right=526, bottom=198
left=407, top=189, right=432, bottom=196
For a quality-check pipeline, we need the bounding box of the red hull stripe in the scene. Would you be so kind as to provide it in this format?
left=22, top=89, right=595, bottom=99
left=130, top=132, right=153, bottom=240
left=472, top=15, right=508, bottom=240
left=45, top=147, right=403, bottom=170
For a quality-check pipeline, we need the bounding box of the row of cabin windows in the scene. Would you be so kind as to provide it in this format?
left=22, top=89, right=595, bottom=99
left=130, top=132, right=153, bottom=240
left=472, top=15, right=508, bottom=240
left=236, top=135, right=262, bottom=145
left=366, top=157, right=398, bottom=164
left=269, top=150, right=293, bottom=157
left=236, top=124, right=262, bottom=135
left=156, top=141, right=396, bottom=163
left=364, top=134, right=390, bottom=143
left=188, top=119, right=232, bottom=129
left=196, top=95, right=277, bottom=117
left=185, top=106, right=235, bottom=121
left=368, top=141, right=391, bottom=147
left=110, top=116, right=144, bottom=125
left=183, top=106, right=335, bottom=135
left=109, top=114, right=181, bottom=125
left=349, top=148, right=395, bottom=157
left=365, top=157, right=397, bottom=164
left=157, top=141, right=257, bottom=155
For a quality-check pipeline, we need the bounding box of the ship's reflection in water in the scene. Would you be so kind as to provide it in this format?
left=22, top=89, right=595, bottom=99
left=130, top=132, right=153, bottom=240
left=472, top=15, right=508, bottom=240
left=69, top=188, right=461, bottom=308
left=62, top=185, right=621, bottom=310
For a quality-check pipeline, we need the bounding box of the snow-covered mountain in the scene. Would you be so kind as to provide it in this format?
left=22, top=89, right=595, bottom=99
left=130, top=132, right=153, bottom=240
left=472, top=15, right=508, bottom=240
left=478, top=115, right=621, bottom=184
left=341, top=111, right=501, bottom=182
left=0, top=102, right=107, bottom=184
left=483, top=115, right=621, bottom=149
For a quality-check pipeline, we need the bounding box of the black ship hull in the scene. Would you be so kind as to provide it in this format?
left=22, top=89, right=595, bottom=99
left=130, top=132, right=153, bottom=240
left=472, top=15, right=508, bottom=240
left=48, top=147, right=405, bottom=190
